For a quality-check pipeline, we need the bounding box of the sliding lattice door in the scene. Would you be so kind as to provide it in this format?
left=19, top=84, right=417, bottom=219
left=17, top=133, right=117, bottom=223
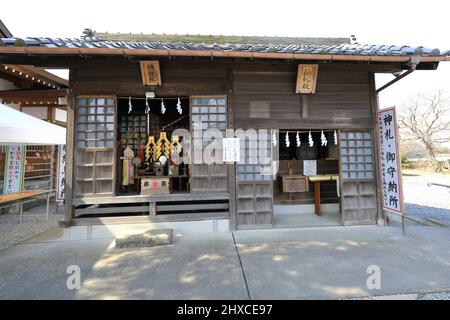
left=189, top=96, right=229, bottom=193
left=74, top=96, right=116, bottom=197
left=339, top=130, right=377, bottom=224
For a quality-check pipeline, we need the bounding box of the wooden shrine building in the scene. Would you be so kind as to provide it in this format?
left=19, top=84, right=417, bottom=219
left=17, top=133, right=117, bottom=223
left=1, top=32, right=448, bottom=230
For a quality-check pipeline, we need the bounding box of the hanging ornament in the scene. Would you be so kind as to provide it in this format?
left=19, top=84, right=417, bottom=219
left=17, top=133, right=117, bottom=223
left=285, top=131, right=290, bottom=147
left=128, top=96, right=133, bottom=114
left=334, top=130, right=338, bottom=145
left=321, top=130, right=328, bottom=146
left=308, top=130, right=314, bottom=147
left=145, top=97, right=150, bottom=135
left=160, top=99, right=166, bottom=114
left=272, top=130, right=277, bottom=147
left=145, top=97, right=150, bottom=114
left=296, top=132, right=301, bottom=147
left=176, top=98, right=182, bottom=114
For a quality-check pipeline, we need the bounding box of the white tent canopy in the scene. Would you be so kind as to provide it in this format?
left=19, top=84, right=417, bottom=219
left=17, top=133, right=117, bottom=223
left=0, top=102, right=66, bottom=145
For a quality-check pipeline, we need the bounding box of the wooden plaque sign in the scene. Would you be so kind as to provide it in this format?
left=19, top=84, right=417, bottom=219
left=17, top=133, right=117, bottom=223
left=140, top=61, right=162, bottom=86
left=296, top=64, right=318, bottom=94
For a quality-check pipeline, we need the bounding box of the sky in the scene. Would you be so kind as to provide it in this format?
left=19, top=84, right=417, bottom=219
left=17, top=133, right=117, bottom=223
left=2, top=0, right=449, bottom=109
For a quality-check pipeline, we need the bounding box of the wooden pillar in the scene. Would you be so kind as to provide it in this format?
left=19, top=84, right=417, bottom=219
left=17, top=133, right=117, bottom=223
left=63, top=69, right=76, bottom=226
left=149, top=202, right=156, bottom=216
left=314, top=181, right=321, bottom=216
left=226, top=68, right=237, bottom=231
left=368, top=72, right=385, bottom=225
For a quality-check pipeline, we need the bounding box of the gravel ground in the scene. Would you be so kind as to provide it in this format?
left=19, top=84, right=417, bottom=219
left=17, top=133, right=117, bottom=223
left=402, top=173, right=450, bottom=225
left=0, top=203, right=63, bottom=252
left=419, top=292, right=450, bottom=300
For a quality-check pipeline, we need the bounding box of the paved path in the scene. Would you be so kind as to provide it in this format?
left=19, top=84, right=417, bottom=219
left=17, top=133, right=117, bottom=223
left=0, top=223, right=449, bottom=299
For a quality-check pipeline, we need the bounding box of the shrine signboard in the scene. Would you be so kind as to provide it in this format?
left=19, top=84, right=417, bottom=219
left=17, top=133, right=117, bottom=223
left=377, top=107, right=403, bottom=215
left=296, top=64, right=319, bottom=94
left=3, top=145, right=25, bottom=194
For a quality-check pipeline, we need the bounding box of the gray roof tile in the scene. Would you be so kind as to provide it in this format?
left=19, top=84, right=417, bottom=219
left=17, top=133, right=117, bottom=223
left=0, top=36, right=447, bottom=57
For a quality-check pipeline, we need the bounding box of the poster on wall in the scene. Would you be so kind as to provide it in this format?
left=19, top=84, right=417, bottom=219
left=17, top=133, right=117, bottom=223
left=377, top=107, right=403, bottom=215
left=303, top=160, right=317, bottom=176
left=3, top=145, right=25, bottom=194
left=56, top=145, right=66, bottom=202
left=222, top=138, right=240, bottom=162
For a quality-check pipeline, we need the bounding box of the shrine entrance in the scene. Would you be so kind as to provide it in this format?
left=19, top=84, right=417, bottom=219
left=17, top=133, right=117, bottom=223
left=272, top=130, right=342, bottom=227
left=117, top=97, right=190, bottom=196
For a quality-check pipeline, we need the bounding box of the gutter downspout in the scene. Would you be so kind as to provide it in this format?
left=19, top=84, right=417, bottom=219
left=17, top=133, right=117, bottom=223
left=376, top=55, right=421, bottom=93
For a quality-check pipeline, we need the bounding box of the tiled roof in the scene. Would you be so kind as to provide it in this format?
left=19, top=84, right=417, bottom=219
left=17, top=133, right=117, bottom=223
left=96, top=33, right=351, bottom=46
left=0, top=35, right=448, bottom=58
left=0, top=19, right=13, bottom=38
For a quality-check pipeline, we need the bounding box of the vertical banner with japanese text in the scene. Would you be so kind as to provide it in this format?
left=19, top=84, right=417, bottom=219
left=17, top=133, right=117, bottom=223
left=377, top=107, right=403, bottom=215
left=3, top=145, right=25, bottom=194
left=56, top=144, right=66, bottom=202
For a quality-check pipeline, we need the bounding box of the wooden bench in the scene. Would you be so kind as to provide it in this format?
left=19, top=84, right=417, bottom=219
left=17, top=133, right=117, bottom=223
left=0, top=189, right=55, bottom=222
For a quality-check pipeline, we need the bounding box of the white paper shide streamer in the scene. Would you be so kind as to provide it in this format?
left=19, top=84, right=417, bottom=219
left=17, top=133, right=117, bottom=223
left=308, top=130, right=314, bottom=147
left=272, top=130, right=277, bottom=147
left=160, top=99, right=166, bottom=114
left=145, top=97, right=150, bottom=114
left=321, top=130, right=328, bottom=146
left=334, top=130, right=338, bottom=145
left=285, top=131, right=290, bottom=147
left=145, top=97, right=150, bottom=135
left=296, top=132, right=301, bottom=147
left=128, top=96, right=133, bottom=114
left=176, top=98, right=182, bottom=114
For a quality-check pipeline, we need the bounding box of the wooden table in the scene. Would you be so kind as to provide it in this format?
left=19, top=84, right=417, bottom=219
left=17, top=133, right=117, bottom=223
left=0, top=189, right=55, bottom=222
left=308, top=175, right=339, bottom=216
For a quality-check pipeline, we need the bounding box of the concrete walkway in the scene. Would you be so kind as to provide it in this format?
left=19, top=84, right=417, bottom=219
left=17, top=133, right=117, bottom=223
left=0, top=223, right=449, bottom=299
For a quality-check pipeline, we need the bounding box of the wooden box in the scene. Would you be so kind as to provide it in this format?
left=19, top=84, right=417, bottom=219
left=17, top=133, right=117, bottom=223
left=154, top=164, right=165, bottom=176
left=281, top=175, right=309, bottom=193
left=140, top=177, right=170, bottom=195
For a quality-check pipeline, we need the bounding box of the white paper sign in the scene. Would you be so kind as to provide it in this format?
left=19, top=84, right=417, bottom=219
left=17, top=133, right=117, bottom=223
left=3, top=145, right=25, bottom=194
left=222, top=138, right=240, bottom=162
left=303, top=160, right=317, bottom=176
left=377, top=107, right=403, bottom=215
left=56, top=145, right=66, bottom=202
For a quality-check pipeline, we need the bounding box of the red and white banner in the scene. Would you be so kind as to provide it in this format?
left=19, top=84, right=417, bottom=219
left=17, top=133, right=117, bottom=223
left=3, top=145, right=25, bottom=194
left=376, top=107, right=403, bottom=215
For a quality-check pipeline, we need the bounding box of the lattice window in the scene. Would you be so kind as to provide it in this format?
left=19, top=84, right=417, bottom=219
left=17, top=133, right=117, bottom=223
left=191, top=97, right=227, bottom=145
left=75, top=97, right=116, bottom=197
left=340, top=131, right=374, bottom=180
left=237, top=131, right=272, bottom=182
left=76, top=98, right=115, bottom=149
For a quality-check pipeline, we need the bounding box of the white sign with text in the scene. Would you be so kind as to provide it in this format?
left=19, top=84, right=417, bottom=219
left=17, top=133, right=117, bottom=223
left=303, top=160, right=317, bottom=176
left=377, top=107, right=403, bottom=215
left=56, top=145, right=66, bottom=202
left=222, top=138, right=240, bottom=162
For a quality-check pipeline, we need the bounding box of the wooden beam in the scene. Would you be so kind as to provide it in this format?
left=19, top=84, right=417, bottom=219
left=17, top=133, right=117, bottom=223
left=0, top=46, right=445, bottom=64
left=73, top=192, right=230, bottom=206
left=0, top=89, right=67, bottom=99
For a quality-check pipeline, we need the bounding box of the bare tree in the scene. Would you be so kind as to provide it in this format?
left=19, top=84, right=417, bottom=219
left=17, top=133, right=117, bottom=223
left=399, top=90, right=450, bottom=171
